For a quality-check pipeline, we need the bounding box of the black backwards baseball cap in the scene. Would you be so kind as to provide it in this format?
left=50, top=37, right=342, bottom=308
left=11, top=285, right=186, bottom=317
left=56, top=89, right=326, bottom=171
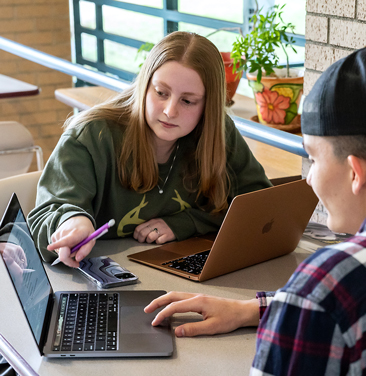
left=301, top=47, right=366, bottom=136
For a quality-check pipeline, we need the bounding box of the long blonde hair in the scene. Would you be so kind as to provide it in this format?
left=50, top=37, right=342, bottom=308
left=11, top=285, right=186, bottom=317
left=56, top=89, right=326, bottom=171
left=65, top=31, right=229, bottom=212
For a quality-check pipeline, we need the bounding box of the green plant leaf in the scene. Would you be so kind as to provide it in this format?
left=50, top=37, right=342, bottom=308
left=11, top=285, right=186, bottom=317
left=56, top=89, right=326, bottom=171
left=135, top=42, right=155, bottom=68
left=137, top=42, right=154, bottom=54
left=230, top=3, right=297, bottom=80
left=248, top=80, right=264, bottom=92
left=285, top=102, right=298, bottom=124
left=270, top=83, right=303, bottom=103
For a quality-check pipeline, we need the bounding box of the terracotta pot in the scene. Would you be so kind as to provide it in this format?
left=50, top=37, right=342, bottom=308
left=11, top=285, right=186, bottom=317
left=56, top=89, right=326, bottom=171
left=246, top=68, right=304, bottom=130
left=221, top=52, right=243, bottom=106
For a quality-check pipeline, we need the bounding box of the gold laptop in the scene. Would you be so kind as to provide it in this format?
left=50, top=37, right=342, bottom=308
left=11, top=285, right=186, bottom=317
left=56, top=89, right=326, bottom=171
left=128, top=177, right=318, bottom=282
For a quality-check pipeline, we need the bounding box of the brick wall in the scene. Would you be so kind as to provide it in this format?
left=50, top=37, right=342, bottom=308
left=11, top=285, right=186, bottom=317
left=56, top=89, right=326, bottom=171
left=0, top=0, right=72, bottom=170
left=304, top=0, right=366, bottom=224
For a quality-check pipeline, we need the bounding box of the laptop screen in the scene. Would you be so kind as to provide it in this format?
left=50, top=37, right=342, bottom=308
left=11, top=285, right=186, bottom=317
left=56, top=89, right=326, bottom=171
left=0, top=194, right=52, bottom=346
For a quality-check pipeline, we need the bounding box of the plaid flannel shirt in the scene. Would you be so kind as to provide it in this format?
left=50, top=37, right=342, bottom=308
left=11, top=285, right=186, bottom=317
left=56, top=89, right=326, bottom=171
left=250, top=218, right=366, bottom=376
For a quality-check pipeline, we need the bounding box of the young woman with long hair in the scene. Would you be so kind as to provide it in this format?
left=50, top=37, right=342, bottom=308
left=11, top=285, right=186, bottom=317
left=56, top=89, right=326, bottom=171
left=28, top=31, right=271, bottom=266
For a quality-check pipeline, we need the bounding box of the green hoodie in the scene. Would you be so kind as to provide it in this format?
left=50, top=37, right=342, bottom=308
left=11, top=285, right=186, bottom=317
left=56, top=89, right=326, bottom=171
left=28, top=115, right=271, bottom=262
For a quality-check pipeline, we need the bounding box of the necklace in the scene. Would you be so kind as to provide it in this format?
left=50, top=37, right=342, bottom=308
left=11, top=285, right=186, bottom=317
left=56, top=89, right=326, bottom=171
left=157, top=142, right=179, bottom=194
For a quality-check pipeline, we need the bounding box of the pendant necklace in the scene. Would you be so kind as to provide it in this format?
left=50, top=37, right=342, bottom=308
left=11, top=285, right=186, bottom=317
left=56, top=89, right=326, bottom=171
left=157, top=142, right=179, bottom=194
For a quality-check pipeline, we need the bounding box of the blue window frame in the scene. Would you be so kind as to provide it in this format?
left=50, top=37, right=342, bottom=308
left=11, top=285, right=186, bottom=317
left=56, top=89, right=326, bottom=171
left=70, top=0, right=305, bottom=85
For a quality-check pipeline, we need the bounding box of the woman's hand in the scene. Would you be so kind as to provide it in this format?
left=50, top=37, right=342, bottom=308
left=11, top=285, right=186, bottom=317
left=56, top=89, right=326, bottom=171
left=47, top=216, right=95, bottom=267
left=134, top=218, right=176, bottom=245
left=144, top=291, right=260, bottom=337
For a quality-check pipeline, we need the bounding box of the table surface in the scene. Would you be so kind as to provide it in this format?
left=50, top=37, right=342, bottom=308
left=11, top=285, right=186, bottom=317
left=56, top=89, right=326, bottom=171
left=0, top=238, right=312, bottom=376
left=0, top=73, right=40, bottom=99
left=54, top=86, right=303, bottom=180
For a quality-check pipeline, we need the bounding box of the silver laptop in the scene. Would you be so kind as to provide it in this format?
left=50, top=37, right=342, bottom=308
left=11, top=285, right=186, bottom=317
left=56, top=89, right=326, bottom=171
left=0, top=193, right=173, bottom=358
left=128, top=177, right=319, bottom=282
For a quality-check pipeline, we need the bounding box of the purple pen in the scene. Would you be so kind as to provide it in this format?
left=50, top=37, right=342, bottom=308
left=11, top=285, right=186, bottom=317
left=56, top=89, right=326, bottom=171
left=51, top=219, right=115, bottom=266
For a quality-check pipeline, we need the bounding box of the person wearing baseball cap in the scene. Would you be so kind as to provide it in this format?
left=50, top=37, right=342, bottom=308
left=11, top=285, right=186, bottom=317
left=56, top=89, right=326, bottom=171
left=145, top=48, right=366, bottom=375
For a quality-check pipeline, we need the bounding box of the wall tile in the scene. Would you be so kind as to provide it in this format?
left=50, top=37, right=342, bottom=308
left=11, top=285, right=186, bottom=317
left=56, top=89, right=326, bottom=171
left=305, top=15, right=328, bottom=43
left=305, top=44, right=353, bottom=71
left=329, top=18, right=366, bottom=48
left=303, top=69, right=322, bottom=95
left=307, top=0, right=356, bottom=18
left=358, top=0, right=366, bottom=20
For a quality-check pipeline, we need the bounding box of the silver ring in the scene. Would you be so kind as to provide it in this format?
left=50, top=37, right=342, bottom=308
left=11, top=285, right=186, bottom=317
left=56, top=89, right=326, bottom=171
left=153, top=228, right=160, bottom=235
left=146, top=225, right=152, bottom=232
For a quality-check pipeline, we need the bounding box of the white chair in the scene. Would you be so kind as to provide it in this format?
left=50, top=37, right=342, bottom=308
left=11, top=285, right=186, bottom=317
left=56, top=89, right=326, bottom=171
left=0, top=121, right=44, bottom=179
left=0, top=170, right=42, bottom=218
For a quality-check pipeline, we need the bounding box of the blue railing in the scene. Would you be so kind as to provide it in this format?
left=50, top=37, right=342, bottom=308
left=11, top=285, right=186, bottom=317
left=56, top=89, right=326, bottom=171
left=232, top=116, right=306, bottom=157
left=0, top=36, right=307, bottom=158
left=0, top=37, right=129, bottom=93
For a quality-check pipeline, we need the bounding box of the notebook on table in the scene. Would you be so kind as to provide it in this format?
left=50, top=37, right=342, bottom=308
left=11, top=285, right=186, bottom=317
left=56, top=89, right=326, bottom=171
left=0, top=193, right=173, bottom=358
left=128, top=177, right=319, bottom=282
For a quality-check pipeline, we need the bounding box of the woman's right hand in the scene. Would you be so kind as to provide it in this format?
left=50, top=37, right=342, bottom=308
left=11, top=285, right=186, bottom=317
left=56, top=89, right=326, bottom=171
left=47, top=216, right=95, bottom=267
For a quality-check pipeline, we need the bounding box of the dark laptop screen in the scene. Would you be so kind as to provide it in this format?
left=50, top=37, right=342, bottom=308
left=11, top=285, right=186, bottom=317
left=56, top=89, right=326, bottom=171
left=0, top=194, right=52, bottom=346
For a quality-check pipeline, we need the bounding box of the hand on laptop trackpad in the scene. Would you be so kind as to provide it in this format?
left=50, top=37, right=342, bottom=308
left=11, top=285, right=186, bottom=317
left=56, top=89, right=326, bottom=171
left=118, top=307, right=172, bottom=355
left=120, top=307, right=169, bottom=334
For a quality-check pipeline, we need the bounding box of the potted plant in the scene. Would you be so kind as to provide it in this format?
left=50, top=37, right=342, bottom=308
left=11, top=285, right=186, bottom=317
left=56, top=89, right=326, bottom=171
left=231, top=3, right=303, bottom=130
left=204, top=29, right=244, bottom=106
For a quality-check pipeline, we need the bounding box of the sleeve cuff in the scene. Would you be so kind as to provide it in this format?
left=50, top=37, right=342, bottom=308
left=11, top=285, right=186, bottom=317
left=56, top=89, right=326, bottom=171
left=161, top=212, right=196, bottom=241
left=256, top=291, right=276, bottom=320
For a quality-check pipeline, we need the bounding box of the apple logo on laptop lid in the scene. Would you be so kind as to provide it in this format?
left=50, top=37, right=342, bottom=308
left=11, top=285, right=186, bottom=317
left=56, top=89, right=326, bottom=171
left=262, top=219, right=275, bottom=234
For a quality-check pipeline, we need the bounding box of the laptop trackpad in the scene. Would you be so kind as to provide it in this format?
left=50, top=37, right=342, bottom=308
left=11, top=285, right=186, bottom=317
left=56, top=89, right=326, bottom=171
left=120, top=306, right=163, bottom=333
left=119, top=307, right=172, bottom=355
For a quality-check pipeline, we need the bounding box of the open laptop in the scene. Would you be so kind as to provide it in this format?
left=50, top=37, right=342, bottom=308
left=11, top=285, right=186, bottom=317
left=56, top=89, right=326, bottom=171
left=128, top=177, right=319, bottom=282
left=0, top=193, right=173, bottom=358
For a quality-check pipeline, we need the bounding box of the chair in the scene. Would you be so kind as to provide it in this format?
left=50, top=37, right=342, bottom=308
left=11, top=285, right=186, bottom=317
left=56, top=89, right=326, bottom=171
left=0, top=121, right=44, bottom=179
left=0, top=170, right=42, bottom=218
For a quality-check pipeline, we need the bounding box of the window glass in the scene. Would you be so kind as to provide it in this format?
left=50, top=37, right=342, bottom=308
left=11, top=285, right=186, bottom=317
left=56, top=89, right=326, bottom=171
left=275, top=45, right=305, bottom=66
left=179, top=22, right=239, bottom=52
left=114, top=0, right=162, bottom=8
left=274, top=0, right=306, bottom=35
left=104, top=40, right=140, bottom=74
left=103, top=5, right=164, bottom=43
left=75, top=0, right=306, bottom=86
left=81, top=33, right=97, bottom=62
left=80, top=1, right=96, bottom=29
left=179, top=0, right=243, bottom=23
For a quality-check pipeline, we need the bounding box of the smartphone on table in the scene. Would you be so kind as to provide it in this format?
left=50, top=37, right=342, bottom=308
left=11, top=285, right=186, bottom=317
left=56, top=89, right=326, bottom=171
left=78, top=256, right=138, bottom=288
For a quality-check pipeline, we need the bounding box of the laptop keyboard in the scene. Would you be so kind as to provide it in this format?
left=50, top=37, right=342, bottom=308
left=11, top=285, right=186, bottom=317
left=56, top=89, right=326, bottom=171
left=162, top=250, right=210, bottom=275
left=52, top=292, right=119, bottom=352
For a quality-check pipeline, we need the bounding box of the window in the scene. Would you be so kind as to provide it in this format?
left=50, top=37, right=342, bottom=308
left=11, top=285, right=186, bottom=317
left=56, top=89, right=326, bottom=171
left=71, top=0, right=305, bottom=94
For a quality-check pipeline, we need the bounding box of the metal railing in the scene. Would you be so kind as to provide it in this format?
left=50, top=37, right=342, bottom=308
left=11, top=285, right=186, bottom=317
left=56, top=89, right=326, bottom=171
left=0, top=37, right=129, bottom=92
left=0, top=36, right=307, bottom=158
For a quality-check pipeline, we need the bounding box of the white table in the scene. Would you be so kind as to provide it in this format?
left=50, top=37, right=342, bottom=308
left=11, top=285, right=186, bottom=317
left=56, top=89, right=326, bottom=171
left=0, top=74, right=39, bottom=99
left=0, top=238, right=312, bottom=376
